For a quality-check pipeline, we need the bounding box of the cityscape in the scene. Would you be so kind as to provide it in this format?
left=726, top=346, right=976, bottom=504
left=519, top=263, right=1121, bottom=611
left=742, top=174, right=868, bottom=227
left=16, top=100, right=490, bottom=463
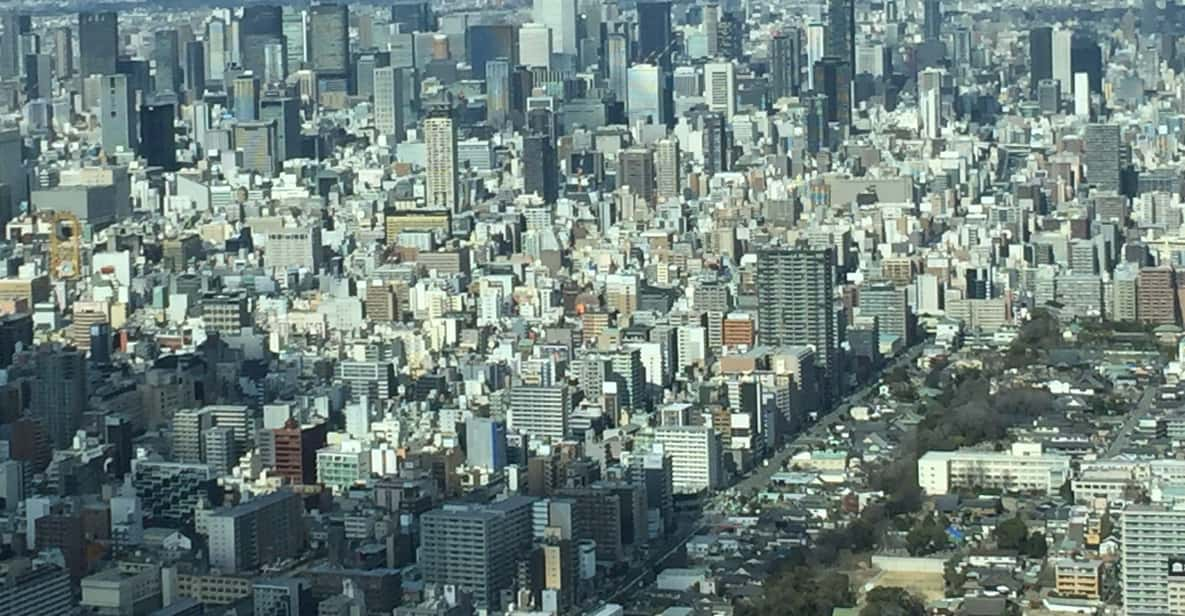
left=0, top=0, right=1184, bottom=615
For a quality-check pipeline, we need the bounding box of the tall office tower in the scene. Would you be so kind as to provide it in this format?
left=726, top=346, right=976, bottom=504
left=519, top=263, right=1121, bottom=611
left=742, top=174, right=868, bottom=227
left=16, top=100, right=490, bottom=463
left=51, top=26, right=72, bottom=78
left=653, top=426, right=723, bottom=493
left=1084, top=123, right=1122, bottom=192
left=486, top=59, right=511, bottom=127
left=0, top=14, right=31, bottom=78
left=100, top=74, right=139, bottom=153
left=467, top=24, right=518, bottom=80
left=465, top=417, right=507, bottom=471
left=239, top=5, right=282, bottom=79
left=805, top=22, right=826, bottom=90
left=424, top=107, right=459, bottom=212
left=769, top=29, right=802, bottom=100
left=535, top=0, right=578, bottom=56
left=636, top=1, right=672, bottom=69
left=231, top=73, right=260, bottom=120
left=373, top=66, right=405, bottom=140
left=185, top=40, right=206, bottom=96
left=918, top=67, right=942, bottom=139
left=673, top=65, right=700, bottom=97
left=1029, top=26, right=1053, bottom=97
left=234, top=120, right=279, bottom=176
left=140, top=102, right=177, bottom=170
left=757, top=248, right=840, bottom=405
left=827, top=0, right=855, bottom=70
left=391, top=0, right=433, bottom=33
left=1142, top=0, right=1162, bottom=35
left=618, top=147, right=656, bottom=203
left=859, top=282, right=911, bottom=344
left=1052, top=28, right=1072, bottom=92
left=420, top=497, right=535, bottom=610
left=655, top=137, right=681, bottom=201
left=262, top=41, right=286, bottom=83
left=0, top=128, right=23, bottom=213
left=280, top=8, right=305, bottom=72
left=1073, top=72, right=1091, bottom=117
left=699, top=110, right=729, bottom=174
left=23, top=54, right=51, bottom=100
left=1036, top=78, right=1060, bottom=114
left=206, top=490, right=305, bottom=573
left=206, top=17, right=227, bottom=84
left=31, top=347, right=87, bottom=449
left=717, top=11, right=744, bottom=60
left=1121, top=507, right=1185, bottom=614
left=627, top=63, right=664, bottom=125
left=79, top=12, right=118, bottom=77
left=1071, top=33, right=1103, bottom=96
left=951, top=27, right=972, bottom=73
left=606, top=32, right=629, bottom=99
left=508, top=384, right=572, bottom=440
left=703, top=61, right=736, bottom=119
left=923, top=0, right=942, bottom=41
left=310, top=4, right=349, bottom=80
left=523, top=133, right=559, bottom=203
left=260, top=93, right=299, bottom=161
left=0, top=314, right=32, bottom=369
left=813, top=56, right=852, bottom=129
left=703, top=3, right=720, bottom=57
left=519, top=22, right=552, bottom=69
left=153, top=30, right=181, bottom=95
left=1137, top=267, right=1178, bottom=325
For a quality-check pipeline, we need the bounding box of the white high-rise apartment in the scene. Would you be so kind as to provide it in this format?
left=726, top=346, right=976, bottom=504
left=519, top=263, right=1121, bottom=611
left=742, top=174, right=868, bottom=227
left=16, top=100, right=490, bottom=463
left=1121, top=506, right=1185, bottom=615
left=653, top=426, right=722, bottom=493
left=424, top=109, right=459, bottom=212
left=1052, top=27, right=1072, bottom=93
left=534, top=0, right=577, bottom=56
left=703, top=61, right=736, bottom=119
left=519, top=22, right=552, bottom=69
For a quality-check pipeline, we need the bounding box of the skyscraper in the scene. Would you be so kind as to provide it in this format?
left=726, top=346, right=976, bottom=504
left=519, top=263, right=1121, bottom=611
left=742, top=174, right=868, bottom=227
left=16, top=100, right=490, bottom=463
left=185, top=40, right=206, bottom=96
left=519, top=22, right=552, bottom=69
left=1084, top=123, right=1123, bottom=193
left=923, top=0, right=942, bottom=42
left=465, top=417, right=507, bottom=471
left=309, top=4, right=349, bottom=80
left=1071, top=33, right=1103, bottom=96
left=827, top=0, right=855, bottom=71
left=637, top=1, right=673, bottom=70
left=1030, top=26, right=1053, bottom=97
left=508, top=385, right=572, bottom=440
left=757, top=248, right=840, bottom=405
left=79, top=12, right=118, bottom=77
left=704, top=61, right=736, bottom=119
left=154, top=29, right=181, bottom=95
left=769, top=29, right=802, bottom=100
left=206, top=490, right=305, bottom=573
left=618, top=147, right=656, bottom=203
left=467, top=24, right=518, bottom=80
left=140, top=102, right=177, bottom=171
left=486, top=58, right=511, bottom=126
left=534, top=0, right=578, bottom=56
left=0, top=14, right=30, bottom=79
left=100, top=74, right=139, bottom=153
left=281, top=8, right=306, bottom=71
left=231, top=73, right=260, bottom=120
left=1121, top=506, right=1185, bottom=614
left=234, top=120, right=279, bottom=176
left=606, top=32, right=629, bottom=99
left=813, top=56, right=852, bottom=129
left=523, top=133, right=559, bottom=204
left=424, top=106, right=459, bottom=212
left=655, top=137, right=681, bottom=201
left=239, top=5, right=283, bottom=80
left=31, top=347, right=88, bottom=449
left=52, top=26, right=73, bottom=79
left=206, top=17, right=227, bottom=84
left=627, top=63, right=664, bottom=125
left=373, top=66, right=405, bottom=140
left=391, top=0, right=433, bottom=34
left=1052, top=28, right=1072, bottom=92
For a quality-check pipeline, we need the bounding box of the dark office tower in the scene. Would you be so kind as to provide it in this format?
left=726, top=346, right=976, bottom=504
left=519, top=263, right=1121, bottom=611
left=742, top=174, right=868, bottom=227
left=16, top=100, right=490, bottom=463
left=618, top=147, right=656, bottom=203
left=100, top=74, right=138, bottom=153
left=757, top=247, right=840, bottom=406
left=89, top=322, right=112, bottom=364
left=804, top=93, right=829, bottom=153
left=154, top=30, right=181, bottom=96
left=140, top=102, right=177, bottom=170
left=23, top=54, right=51, bottom=99
left=1029, top=26, right=1053, bottom=96
left=923, top=0, right=942, bottom=41
left=813, top=56, right=852, bottom=128
left=310, top=4, right=349, bottom=80
left=486, top=58, right=511, bottom=126
left=523, top=133, right=559, bottom=203
left=636, top=1, right=672, bottom=70
left=239, top=5, right=283, bottom=80
left=0, top=313, right=32, bottom=369
left=0, top=14, right=30, bottom=79
left=1084, top=123, right=1123, bottom=192
left=769, top=29, right=802, bottom=100
left=467, top=24, right=518, bottom=80
left=1071, top=33, right=1103, bottom=96
left=260, top=93, right=300, bottom=161
left=1143, top=0, right=1162, bottom=35
left=700, top=111, right=729, bottom=174
left=717, top=11, right=744, bottom=60
left=527, top=107, right=556, bottom=144
left=391, top=0, right=433, bottom=33
left=827, top=0, right=855, bottom=71
left=231, top=73, right=260, bottom=120
left=31, top=347, right=88, bottom=449
left=52, top=27, right=73, bottom=78
left=185, top=40, right=206, bottom=96
left=78, top=12, right=118, bottom=77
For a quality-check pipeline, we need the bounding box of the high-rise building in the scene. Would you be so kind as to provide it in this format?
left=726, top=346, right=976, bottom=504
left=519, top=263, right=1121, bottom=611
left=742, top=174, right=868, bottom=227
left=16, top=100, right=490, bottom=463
left=618, top=147, right=656, bottom=204
left=467, top=24, right=517, bottom=80
left=1030, top=26, right=1053, bottom=97
left=206, top=17, right=227, bottom=84
left=239, top=5, right=283, bottom=80
left=523, top=133, right=559, bottom=204
left=636, top=1, right=673, bottom=70
left=918, top=67, right=942, bottom=139
left=0, top=127, right=23, bottom=215
left=1071, top=33, right=1103, bottom=96
left=1084, top=123, right=1122, bottom=193
left=606, top=32, right=629, bottom=100
left=0, top=313, right=32, bottom=369
left=813, top=56, right=852, bottom=129
left=231, top=73, right=260, bottom=120
left=703, top=61, right=736, bottom=119
left=154, top=30, right=181, bottom=95
left=419, top=497, right=535, bottom=609
left=465, top=417, right=507, bottom=471
left=23, top=54, right=51, bottom=100
left=309, top=4, right=349, bottom=80
left=654, top=137, right=681, bottom=201
left=423, top=107, right=459, bottom=212
left=627, top=63, right=664, bottom=125
left=140, top=102, right=178, bottom=171
left=486, top=58, right=511, bottom=126
left=519, top=22, right=552, bottom=69
left=50, top=26, right=73, bottom=79
left=185, top=40, right=206, bottom=96
left=259, top=93, right=300, bottom=161
left=1052, top=27, right=1072, bottom=92
left=79, top=12, right=118, bottom=77
left=0, top=14, right=30, bottom=79
left=233, top=120, right=279, bottom=176
left=652, top=426, right=722, bottom=493
left=271, top=418, right=327, bottom=486
left=1137, top=266, right=1178, bottom=325
left=826, top=0, right=855, bottom=70
left=100, top=74, right=139, bottom=154
left=703, top=3, right=720, bottom=57
left=757, top=248, right=840, bottom=404
left=1121, top=506, right=1185, bottom=615
left=860, top=282, right=912, bottom=344
left=281, top=8, right=306, bottom=70
left=31, top=347, right=87, bottom=449
left=391, top=0, right=433, bottom=34
left=206, top=490, right=305, bottom=573
left=769, top=29, right=802, bottom=100
left=923, top=0, right=942, bottom=42
left=373, top=66, right=405, bottom=140
left=534, top=0, right=578, bottom=57
left=508, top=385, right=572, bottom=441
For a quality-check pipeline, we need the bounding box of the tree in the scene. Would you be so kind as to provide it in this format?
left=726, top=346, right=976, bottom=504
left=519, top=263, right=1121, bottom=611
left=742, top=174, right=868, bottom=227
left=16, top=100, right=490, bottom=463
left=861, top=587, right=926, bottom=616
left=994, top=516, right=1028, bottom=551
left=906, top=514, right=949, bottom=556
left=1024, top=531, right=1048, bottom=559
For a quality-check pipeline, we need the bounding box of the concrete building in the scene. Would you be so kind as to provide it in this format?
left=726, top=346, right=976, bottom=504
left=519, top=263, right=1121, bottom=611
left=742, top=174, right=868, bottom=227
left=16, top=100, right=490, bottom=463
left=917, top=443, right=1071, bottom=495
left=206, top=490, right=305, bottom=572
left=652, top=426, right=722, bottom=494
